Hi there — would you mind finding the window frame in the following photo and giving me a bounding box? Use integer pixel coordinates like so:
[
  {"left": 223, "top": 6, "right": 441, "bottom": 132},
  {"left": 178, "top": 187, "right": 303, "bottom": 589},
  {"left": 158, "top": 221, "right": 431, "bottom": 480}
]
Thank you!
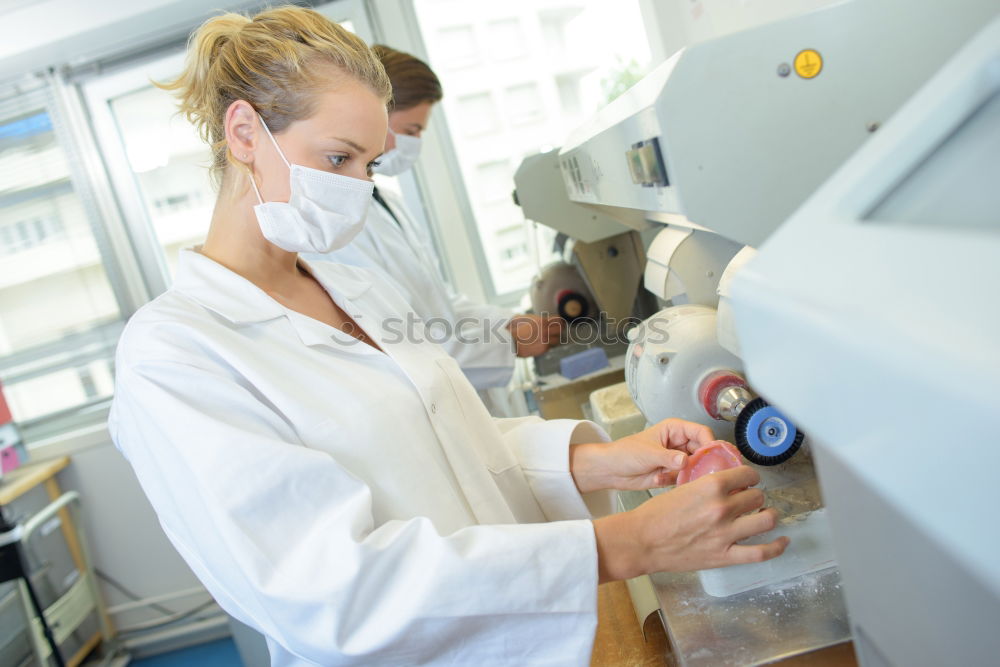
[
  {"left": 78, "top": 0, "right": 379, "bottom": 302},
  {"left": 367, "top": 0, "right": 663, "bottom": 307},
  {"left": 79, "top": 49, "right": 188, "bottom": 301},
  {"left": 366, "top": 0, "right": 501, "bottom": 306},
  {"left": 0, "top": 71, "right": 150, "bottom": 441},
  {"left": 7, "top": 0, "right": 376, "bottom": 454}
]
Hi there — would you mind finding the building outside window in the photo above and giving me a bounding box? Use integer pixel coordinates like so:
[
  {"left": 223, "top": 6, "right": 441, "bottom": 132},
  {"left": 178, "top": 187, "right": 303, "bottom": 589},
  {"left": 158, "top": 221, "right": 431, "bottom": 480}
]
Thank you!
[
  {"left": 98, "top": 72, "right": 218, "bottom": 280},
  {"left": 413, "top": 0, "right": 652, "bottom": 297},
  {"left": 0, "top": 0, "right": 652, "bottom": 441},
  {"left": 0, "top": 79, "right": 126, "bottom": 425},
  {"left": 0, "top": 2, "right": 370, "bottom": 443}
]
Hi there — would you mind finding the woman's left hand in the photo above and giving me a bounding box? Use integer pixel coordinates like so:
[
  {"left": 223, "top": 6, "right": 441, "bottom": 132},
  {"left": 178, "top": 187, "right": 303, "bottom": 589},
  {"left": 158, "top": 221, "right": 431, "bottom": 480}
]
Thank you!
[{"left": 570, "top": 419, "right": 716, "bottom": 493}]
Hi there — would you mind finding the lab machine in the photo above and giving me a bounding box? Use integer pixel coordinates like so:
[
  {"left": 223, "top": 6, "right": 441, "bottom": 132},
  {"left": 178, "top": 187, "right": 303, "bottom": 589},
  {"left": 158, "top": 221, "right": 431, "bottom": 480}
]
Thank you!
[
  {"left": 515, "top": 0, "right": 1000, "bottom": 663},
  {"left": 731, "top": 17, "right": 1000, "bottom": 666}
]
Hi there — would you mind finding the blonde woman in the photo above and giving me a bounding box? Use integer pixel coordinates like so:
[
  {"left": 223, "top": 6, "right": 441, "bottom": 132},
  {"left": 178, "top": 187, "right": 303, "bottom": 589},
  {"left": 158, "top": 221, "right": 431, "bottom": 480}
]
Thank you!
[{"left": 109, "top": 6, "right": 787, "bottom": 666}]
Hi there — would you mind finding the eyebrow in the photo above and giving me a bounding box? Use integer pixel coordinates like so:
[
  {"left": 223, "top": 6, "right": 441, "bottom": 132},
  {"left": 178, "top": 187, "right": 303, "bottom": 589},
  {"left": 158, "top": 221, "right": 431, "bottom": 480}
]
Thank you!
[{"left": 327, "top": 136, "right": 367, "bottom": 153}]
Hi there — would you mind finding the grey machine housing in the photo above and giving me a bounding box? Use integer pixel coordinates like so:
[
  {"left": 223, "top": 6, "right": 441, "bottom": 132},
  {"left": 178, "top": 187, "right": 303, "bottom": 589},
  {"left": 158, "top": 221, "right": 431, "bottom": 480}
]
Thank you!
[
  {"left": 514, "top": 0, "right": 1000, "bottom": 665},
  {"left": 554, "top": 0, "right": 1000, "bottom": 247}
]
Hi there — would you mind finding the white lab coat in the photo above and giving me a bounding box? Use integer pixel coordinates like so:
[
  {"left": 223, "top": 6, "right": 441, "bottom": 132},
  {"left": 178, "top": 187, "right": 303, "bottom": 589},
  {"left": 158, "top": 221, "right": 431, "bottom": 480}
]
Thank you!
[
  {"left": 306, "top": 184, "right": 515, "bottom": 390},
  {"left": 109, "top": 249, "right": 609, "bottom": 666}
]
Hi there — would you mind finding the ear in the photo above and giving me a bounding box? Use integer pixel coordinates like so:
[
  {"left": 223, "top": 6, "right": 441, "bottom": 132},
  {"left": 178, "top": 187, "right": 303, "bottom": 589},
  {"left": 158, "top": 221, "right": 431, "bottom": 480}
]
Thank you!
[{"left": 224, "top": 100, "right": 259, "bottom": 165}]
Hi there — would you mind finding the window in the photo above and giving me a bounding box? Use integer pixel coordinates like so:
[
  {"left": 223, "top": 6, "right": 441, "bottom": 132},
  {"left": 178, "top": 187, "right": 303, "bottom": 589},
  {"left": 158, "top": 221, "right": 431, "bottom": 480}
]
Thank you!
[
  {"left": 497, "top": 225, "right": 529, "bottom": 266},
  {"left": 0, "top": 0, "right": 375, "bottom": 445},
  {"left": 105, "top": 81, "right": 217, "bottom": 279},
  {"left": 455, "top": 92, "right": 501, "bottom": 138},
  {"left": 486, "top": 18, "right": 527, "bottom": 61},
  {"left": 436, "top": 24, "right": 480, "bottom": 68},
  {"left": 475, "top": 159, "right": 514, "bottom": 203},
  {"left": 0, "top": 79, "right": 126, "bottom": 426},
  {"left": 503, "top": 83, "right": 545, "bottom": 126},
  {"left": 555, "top": 74, "right": 584, "bottom": 120},
  {"left": 82, "top": 6, "right": 376, "bottom": 288},
  {"left": 412, "top": 0, "right": 653, "bottom": 298}
]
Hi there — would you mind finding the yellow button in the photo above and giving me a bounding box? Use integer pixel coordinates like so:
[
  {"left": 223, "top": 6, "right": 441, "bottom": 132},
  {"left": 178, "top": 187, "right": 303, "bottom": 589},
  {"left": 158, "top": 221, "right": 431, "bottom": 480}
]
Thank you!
[{"left": 794, "top": 49, "right": 823, "bottom": 79}]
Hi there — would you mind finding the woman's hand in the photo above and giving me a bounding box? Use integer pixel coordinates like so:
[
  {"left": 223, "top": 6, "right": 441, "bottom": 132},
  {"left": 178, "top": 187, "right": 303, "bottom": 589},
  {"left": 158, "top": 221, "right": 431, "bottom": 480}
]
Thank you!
[
  {"left": 593, "top": 466, "right": 789, "bottom": 582},
  {"left": 570, "top": 419, "right": 716, "bottom": 493},
  {"left": 509, "top": 315, "right": 564, "bottom": 357}
]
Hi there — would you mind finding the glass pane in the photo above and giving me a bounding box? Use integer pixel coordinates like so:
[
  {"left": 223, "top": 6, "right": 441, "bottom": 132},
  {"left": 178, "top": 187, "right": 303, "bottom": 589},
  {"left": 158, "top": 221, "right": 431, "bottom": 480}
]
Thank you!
[
  {"left": 0, "top": 94, "right": 124, "bottom": 423},
  {"left": 108, "top": 84, "right": 215, "bottom": 278},
  {"left": 414, "top": 0, "right": 652, "bottom": 295}
]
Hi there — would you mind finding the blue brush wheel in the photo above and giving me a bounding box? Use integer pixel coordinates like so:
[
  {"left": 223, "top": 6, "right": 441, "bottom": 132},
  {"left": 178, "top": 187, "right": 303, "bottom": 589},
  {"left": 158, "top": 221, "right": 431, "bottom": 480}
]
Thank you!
[{"left": 735, "top": 397, "right": 805, "bottom": 465}]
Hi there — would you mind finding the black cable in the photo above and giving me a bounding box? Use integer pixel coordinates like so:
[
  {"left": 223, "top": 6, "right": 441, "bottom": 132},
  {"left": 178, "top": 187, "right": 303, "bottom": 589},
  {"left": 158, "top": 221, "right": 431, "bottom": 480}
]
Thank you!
[{"left": 0, "top": 503, "right": 66, "bottom": 667}]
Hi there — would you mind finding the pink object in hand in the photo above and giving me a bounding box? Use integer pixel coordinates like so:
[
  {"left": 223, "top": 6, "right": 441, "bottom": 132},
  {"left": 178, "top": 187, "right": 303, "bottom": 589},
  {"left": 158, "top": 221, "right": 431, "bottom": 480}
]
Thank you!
[{"left": 676, "top": 440, "right": 744, "bottom": 485}]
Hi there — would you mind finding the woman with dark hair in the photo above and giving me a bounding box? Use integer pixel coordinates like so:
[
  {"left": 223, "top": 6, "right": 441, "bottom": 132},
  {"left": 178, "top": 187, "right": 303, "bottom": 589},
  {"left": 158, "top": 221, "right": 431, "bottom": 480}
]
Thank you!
[{"left": 308, "top": 45, "right": 561, "bottom": 393}]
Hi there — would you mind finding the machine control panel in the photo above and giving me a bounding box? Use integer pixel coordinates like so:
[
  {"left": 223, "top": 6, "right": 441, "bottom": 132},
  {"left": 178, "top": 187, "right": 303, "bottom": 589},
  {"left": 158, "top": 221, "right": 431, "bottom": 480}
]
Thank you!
[{"left": 626, "top": 137, "right": 668, "bottom": 187}]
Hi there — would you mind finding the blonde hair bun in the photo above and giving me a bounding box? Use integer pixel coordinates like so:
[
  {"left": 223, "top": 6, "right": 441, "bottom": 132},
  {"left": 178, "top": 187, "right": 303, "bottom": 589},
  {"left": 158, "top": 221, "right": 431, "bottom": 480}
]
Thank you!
[{"left": 158, "top": 5, "right": 390, "bottom": 183}]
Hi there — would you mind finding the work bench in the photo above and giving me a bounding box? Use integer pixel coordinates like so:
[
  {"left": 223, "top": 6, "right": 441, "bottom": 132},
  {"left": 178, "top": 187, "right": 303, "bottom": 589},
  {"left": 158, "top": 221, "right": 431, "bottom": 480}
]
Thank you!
[{"left": 591, "top": 490, "right": 856, "bottom": 667}]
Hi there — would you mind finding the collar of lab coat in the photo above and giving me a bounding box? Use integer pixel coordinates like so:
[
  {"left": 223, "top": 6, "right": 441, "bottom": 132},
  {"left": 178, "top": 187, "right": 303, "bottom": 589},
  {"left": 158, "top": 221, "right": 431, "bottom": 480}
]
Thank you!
[{"left": 173, "top": 248, "right": 372, "bottom": 326}]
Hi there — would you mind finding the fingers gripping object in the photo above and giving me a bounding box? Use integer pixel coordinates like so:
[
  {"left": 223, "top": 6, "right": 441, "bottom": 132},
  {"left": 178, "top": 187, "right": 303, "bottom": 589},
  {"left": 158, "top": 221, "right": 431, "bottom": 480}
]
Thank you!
[
  {"left": 735, "top": 397, "right": 804, "bottom": 466},
  {"left": 676, "top": 440, "right": 744, "bottom": 485}
]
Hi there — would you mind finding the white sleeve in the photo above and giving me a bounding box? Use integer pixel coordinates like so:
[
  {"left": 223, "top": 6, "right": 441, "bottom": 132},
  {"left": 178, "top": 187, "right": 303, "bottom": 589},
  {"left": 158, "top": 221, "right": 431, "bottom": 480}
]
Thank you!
[
  {"left": 495, "top": 417, "right": 616, "bottom": 521},
  {"left": 109, "top": 358, "right": 599, "bottom": 666}
]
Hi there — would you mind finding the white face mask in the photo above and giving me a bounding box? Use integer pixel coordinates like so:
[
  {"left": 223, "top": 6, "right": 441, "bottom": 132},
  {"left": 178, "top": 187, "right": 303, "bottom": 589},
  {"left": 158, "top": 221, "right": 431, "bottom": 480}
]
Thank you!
[
  {"left": 371, "top": 129, "right": 422, "bottom": 176},
  {"left": 248, "top": 115, "right": 374, "bottom": 254}
]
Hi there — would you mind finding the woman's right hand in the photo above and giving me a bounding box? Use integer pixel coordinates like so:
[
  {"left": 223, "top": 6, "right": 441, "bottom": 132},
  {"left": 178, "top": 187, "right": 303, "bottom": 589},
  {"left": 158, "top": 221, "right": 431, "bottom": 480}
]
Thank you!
[
  {"left": 509, "top": 314, "right": 564, "bottom": 357},
  {"left": 592, "top": 466, "right": 789, "bottom": 583}
]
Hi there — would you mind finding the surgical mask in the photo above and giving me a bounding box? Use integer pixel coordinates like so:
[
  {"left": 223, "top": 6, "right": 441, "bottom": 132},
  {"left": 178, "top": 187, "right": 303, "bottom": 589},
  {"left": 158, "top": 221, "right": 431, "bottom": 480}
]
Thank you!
[
  {"left": 371, "top": 130, "right": 422, "bottom": 176},
  {"left": 248, "top": 115, "right": 374, "bottom": 254}
]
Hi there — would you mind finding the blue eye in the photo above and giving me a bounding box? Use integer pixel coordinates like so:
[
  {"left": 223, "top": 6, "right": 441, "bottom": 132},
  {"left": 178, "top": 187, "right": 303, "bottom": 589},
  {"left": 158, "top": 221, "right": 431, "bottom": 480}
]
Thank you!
[{"left": 328, "top": 155, "right": 348, "bottom": 168}]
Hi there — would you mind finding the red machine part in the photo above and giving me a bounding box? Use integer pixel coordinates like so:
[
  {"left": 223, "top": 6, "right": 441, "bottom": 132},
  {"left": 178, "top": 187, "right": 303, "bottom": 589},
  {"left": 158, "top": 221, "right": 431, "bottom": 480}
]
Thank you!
[
  {"left": 555, "top": 288, "right": 588, "bottom": 320},
  {"left": 698, "top": 370, "right": 747, "bottom": 420}
]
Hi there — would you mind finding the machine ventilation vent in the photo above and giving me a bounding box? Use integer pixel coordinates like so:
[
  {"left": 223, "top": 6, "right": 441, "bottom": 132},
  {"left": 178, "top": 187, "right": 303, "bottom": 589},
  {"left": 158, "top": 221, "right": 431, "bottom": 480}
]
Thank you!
[{"left": 561, "top": 156, "right": 584, "bottom": 195}]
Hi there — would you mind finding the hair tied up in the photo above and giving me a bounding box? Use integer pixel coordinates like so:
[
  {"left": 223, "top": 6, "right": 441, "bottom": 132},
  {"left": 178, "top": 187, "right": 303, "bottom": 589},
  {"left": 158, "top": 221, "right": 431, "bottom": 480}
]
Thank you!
[{"left": 156, "top": 5, "right": 390, "bottom": 185}]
